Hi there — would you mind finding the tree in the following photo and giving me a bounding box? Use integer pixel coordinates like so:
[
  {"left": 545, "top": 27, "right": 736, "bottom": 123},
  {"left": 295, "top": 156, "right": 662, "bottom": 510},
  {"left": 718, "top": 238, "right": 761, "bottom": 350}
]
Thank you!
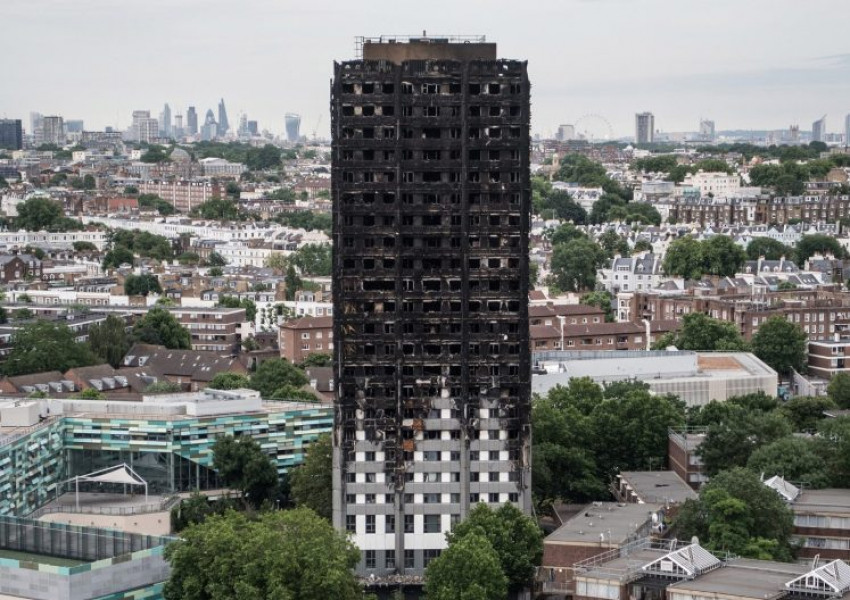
[
  {"left": 245, "top": 144, "right": 282, "bottom": 170},
  {"left": 702, "top": 235, "right": 746, "bottom": 277},
  {"left": 72, "top": 241, "right": 97, "bottom": 252},
  {"left": 207, "top": 251, "right": 227, "bottom": 267},
  {"left": 580, "top": 291, "right": 614, "bottom": 322},
  {"left": 424, "top": 532, "right": 507, "bottom": 600},
  {"left": 633, "top": 239, "right": 653, "bottom": 253},
  {"left": 284, "top": 264, "right": 302, "bottom": 300},
  {"left": 212, "top": 435, "right": 279, "bottom": 508},
  {"left": 164, "top": 508, "right": 361, "bottom": 600},
  {"left": 663, "top": 237, "right": 704, "bottom": 279},
  {"left": 289, "top": 434, "right": 332, "bottom": 520},
  {"left": 208, "top": 372, "right": 251, "bottom": 390},
  {"left": 82, "top": 174, "right": 96, "bottom": 190},
  {"left": 828, "top": 373, "right": 850, "bottom": 409},
  {"left": 249, "top": 358, "right": 309, "bottom": 398},
  {"left": 101, "top": 246, "right": 135, "bottom": 269},
  {"left": 598, "top": 230, "right": 630, "bottom": 258},
  {"left": 796, "top": 234, "right": 846, "bottom": 264},
  {"left": 144, "top": 380, "right": 182, "bottom": 394},
  {"left": 746, "top": 238, "right": 793, "bottom": 261},
  {"left": 747, "top": 437, "right": 830, "bottom": 488},
  {"left": 4, "top": 321, "right": 98, "bottom": 376},
  {"left": 660, "top": 312, "right": 749, "bottom": 351},
  {"left": 75, "top": 388, "right": 105, "bottom": 400},
  {"left": 140, "top": 145, "right": 169, "bottom": 163},
  {"left": 549, "top": 238, "right": 606, "bottom": 292},
  {"left": 548, "top": 222, "right": 586, "bottom": 246},
  {"left": 448, "top": 503, "right": 542, "bottom": 594},
  {"left": 132, "top": 307, "right": 191, "bottom": 349},
  {"left": 88, "top": 315, "right": 131, "bottom": 368},
  {"left": 674, "top": 468, "right": 795, "bottom": 561},
  {"left": 290, "top": 243, "right": 331, "bottom": 277},
  {"left": 300, "top": 353, "right": 332, "bottom": 367},
  {"left": 780, "top": 395, "right": 836, "bottom": 432},
  {"left": 124, "top": 273, "right": 162, "bottom": 296},
  {"left": 208, "top": 266, "right": 223, "bottom": 277},
  {"left": 217, "top": 296, "right": 257, "bottom": 322},
  {"left": 751, "top": 316, "right": 807, "bottom": 375},
  {"left": 190, "top": 196, "right": 240, "bottom": 220},
  {"left": 124, "top": 185, "right": 139, "bottom": 195},
  {"left": 16, "top": 197, "right": 63, "bottom": 230},
  {"left": 698, "top": 408, "right": 792, "bottom": 476}
]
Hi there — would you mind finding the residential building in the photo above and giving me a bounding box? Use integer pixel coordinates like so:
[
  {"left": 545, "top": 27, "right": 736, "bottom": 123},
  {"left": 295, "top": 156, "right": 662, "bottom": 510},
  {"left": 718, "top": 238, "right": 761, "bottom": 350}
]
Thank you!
[
  {"left": 813, "top": 115, "right": 827, "bottom": 143},
  {"left": 668, "top": 428, "right": 708, "bottom": 489},
  {"left": 122, "top": 343, "right": 250, "bottom": 391},
  {"left": 332, "top": 36, "right": 531, "bottom": 578},
  {"left": 682, "top": 171, "right": 740, "bottom": 197},
  {"left": 613, "top": 471, "right": 696, "bottom": 505},
  {"left": 0, "top": 119, "right": 23, "bottom": 150},
  {"left": 635, "top": 112, "right": 654, "bottom": 144},
  {"left": 598, "top": 253, "right": 662, "bottom": 295},
  {"left": 279, "top": 315, "right": 333, "bottom": 364},
  {"left": 199, "top": 157, "right": 247, "bottom": 177},
  {"left": 531, "top": 320, "right": 679, "bottom": 353},
  {"left": 0, "top": 253, "right": 42, "bottom": 281},
  {"left": 532, "top": 350, "right": 778, "bottom": 407},
  {"left": 285, "top": 113, "right": 301, "bottom": 142},
  {"left": 808, "top": 338, "right": 850, "bottom": 379},
  {"left": 131, "top": 110, "right": 158, "bottom": 144},
  {"left": 137, "top": 179, "right": 221, "bottom": 212}
]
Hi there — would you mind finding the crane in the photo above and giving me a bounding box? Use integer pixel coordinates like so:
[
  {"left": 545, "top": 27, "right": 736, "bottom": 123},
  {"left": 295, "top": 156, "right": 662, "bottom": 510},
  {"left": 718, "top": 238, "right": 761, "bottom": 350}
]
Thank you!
[{"left": 312, "top": 115, "right": 323, "bottom": 141}]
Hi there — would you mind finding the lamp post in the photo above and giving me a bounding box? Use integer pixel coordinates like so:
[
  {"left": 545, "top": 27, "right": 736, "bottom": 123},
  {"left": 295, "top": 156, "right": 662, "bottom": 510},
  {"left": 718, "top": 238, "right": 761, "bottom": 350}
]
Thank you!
[{"left": 557, "top": 315, "right": 566, "bottom": 352}]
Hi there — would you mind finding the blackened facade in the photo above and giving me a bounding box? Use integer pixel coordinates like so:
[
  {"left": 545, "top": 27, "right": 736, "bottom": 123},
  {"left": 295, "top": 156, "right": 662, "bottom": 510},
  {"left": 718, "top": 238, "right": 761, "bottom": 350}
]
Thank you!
[{"left": 331, "top": 37, "right": 531, "bottom": 578}]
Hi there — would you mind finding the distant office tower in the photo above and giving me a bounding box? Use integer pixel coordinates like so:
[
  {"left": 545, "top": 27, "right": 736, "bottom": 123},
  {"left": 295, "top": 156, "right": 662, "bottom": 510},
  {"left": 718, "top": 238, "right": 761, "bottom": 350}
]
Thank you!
[
  {"left": 201, "top": 109, "right": 218, "bottom": 141},
  {"left": 238, "top": 113, "right": 248, "bottom": 137},
  {"left": 844, "top": 114, "right": 850, "bottom": 148},
  {"left": 0, "top": 119, "right": 23, "bottom": 150},
  {"left": 217, "top": 99, "right": 229, "bottom": 135},
  {"left": 247, "top": 120, "right": 258, "bottom": 136},
  {"left": 131, "top": 110, "right": 158, "bottom": 143},
  {"left": 29, "top": 112, "right": 43, "bottom": 136},
  {"left": 557, "top": 124, "right": 575, "bottom": 141},
  {"left": 174, "top": 114, "right": 184, "bottom": 139},
  {"left": 635, "top": 112, "right": 655, "bottom": 144},
  {"left": 65, "top": 120, "right": 84, "bottom": 134},
  {"left": 186, "top": 107, "right": 198, "bottom": 136},
  {"left": 812, "top": 115, "right": 827, "bottom": 143},
  {"left": 41, "top": 116, "right": 65, "bottom": 146},
  {"left": 284, "top": 113, "right": 301, "bottom": 142},
  {"left": 332, "top": 36, "right": 531, "bottom": 579},
  {"left": 159, "top": 104, "right": 172, "bottom": 137},
  {"left": 790, "top": 125, "right": 800, "bottom": 143},
  {"left": 699, "top": 119, "right": 715, "bottom": 140}
]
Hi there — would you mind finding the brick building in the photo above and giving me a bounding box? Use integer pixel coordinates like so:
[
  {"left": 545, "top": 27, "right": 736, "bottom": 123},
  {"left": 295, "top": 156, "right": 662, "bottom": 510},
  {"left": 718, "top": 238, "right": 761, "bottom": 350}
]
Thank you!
[{"left": 279, "top": 315, "right": 333, "bottom": 364}]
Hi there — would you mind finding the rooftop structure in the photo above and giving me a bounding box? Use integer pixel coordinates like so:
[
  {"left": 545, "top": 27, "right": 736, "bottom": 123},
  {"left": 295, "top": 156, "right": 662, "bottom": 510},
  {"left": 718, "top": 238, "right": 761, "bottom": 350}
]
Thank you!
[
  {"left": 614, "top": 471, "right": 698, "bottom": 505},
  {"left": 532, "top": 350, "right": 778, "bottom": 406}
]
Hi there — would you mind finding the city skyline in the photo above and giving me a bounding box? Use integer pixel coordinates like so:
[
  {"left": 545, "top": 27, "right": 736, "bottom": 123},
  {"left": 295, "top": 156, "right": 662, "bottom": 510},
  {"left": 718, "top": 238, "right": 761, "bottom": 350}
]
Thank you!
[{"left": 2, "top": 0, "right": 849, "bottom": 139}]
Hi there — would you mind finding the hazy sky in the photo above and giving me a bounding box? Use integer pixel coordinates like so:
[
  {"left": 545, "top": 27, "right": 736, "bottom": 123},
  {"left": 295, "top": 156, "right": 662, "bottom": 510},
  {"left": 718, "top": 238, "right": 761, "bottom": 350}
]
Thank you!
[{"left": 3, "top": 0, "right": 849, "bottom": 139}]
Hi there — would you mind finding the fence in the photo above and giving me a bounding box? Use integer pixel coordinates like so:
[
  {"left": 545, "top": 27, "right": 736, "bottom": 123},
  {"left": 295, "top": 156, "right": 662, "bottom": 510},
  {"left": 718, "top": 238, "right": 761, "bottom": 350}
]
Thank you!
[
  {"left": 27, "top": 495, "right": 181, "bottom": 520},
  {"left": 0, "top": 515, "right": 175, "bottom": 563}
]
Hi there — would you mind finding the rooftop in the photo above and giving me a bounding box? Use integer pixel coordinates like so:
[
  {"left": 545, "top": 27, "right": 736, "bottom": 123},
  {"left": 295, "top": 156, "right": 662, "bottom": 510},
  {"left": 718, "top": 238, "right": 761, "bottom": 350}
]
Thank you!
[
  {"left": 545, "top": 502, "right": 662, "bottom": 547},
  {"left": 667, "top": 559, "right": 808, "bottom": 599},
  {"left": 617, "top": 471, "right": 697, "bottom": 505}
]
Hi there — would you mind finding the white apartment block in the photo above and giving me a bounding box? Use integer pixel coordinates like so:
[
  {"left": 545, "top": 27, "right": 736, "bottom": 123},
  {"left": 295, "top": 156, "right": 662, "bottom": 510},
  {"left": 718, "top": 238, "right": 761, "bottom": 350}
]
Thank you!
[{"left": 682, "top": 171, "right": 741, "bottom": 197}]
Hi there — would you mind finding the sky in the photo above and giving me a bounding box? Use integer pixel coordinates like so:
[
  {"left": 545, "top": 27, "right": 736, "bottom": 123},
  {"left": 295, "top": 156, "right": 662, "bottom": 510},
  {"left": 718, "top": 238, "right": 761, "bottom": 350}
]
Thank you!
[{"left": 2, "top": 0, "right": 849, "bottom": 140}]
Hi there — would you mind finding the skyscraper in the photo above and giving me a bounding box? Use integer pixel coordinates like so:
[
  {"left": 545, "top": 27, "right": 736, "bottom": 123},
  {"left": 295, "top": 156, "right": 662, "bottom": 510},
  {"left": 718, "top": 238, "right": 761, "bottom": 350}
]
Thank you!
[
  {"left": 247, "top": 120, "right": 258, "bottom": 136},
  {"left": 131, "top": 111, "right": 158, "bottom": 143},
  {"left": 556, "top": 124, "right": 575, "bottom": 141},
  {"left": 159, "top": 104, "right": 172, "bottom": 138},
  {"left": 331, "top": 36, "right": 531, "bottom": 579},
  {"left": 699, "top": 119, "right": 715, "bottom": 141},
  {"left": 41, "top": 116, "right": 65, "bottom": 146},
  {"left": 201, "top": 109, "right": 218, "bottom": 141},
  {"left": 285, "top": 113, "right": 301, "bottom": 142},
  {"left": 844, "top": 114, "right": 849, "bottom": 148},
  {"left": 635, "top": 112, "right": 654, "bottom": 144},
  {"left": 812, "top": 115, "right": 827, "bottom": 143},
  {"left": 0, "top": 119, "right": 23, "bottom": 150},
  {"left": 186, "top": 107, "right": 198, "bottom": 136},
  {"left": 217, "top": 99, "right": 229, "bottom": 136},
  {"left": 174, "top": 114, "right": 184, "bottom": 139}
]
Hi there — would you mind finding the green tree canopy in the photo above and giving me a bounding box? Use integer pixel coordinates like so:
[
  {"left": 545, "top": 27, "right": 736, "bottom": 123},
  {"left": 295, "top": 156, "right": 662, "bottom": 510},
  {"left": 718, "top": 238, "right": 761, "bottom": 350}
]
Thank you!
[
  {"left": 549, "top": 237, "right": 606, "bottom": 292},
  {"left": 164, "top": 508, "right": 361, "bottom": 600},
  {"left": 216, "top": 296, "right": 257, "bottom": 322},
  {"left": 132, "top": 307, "right": 191, "bottom": 349},
  {"left": 249, "top": 358, "right": 309, "bottom": 398},
  {"left": 124, "top": 273, "right": 162, "bottom": 296},
  {"left": 4, "top": 321, "right": 99, "bottom": 376},
  {"left": 424, "top": 532, "right": 508, "bottom": 600},
  {"left": 212, "top": 435, "right": 279, "bottom": 508},
  {"left": 207, "top": 372, "right": 251, "bottom": 390},
  {"left": 580, "top": 291, "right": 614, "bottom": 322},
  {"left": 190, "top": 196, "right": 240, "bottom": 220},
  {"left": 300, "top": 352, "right": 332, "bottom": 367},
  {"left": 16, "top": 197, "right": 63, "bottom": 231},
  {"left": 751, "top": 316, "right": 807, "bottom": 375},
  {"left": 290, "top": 243, "right": 331, "bottom": 277},
  {"left": 702, "top": 235, "right": 747, "bottom": 277},
  {"left": 779, "top": 395, "right": 836, "bottom": 432},
  {"left": 448, "top": 503, "right": 542, "bottom": 594},
  {"left": 88, "top": 315, "right": 131, "bottom": 368},
  {"left": 745, "top": 238, "right": 794, "bottom": 261},
  {"left": 663, "top": 237, "right": 704, "bottom": 279},
  {"left": 697, "top": 406, "right": 792, "bottom": 476},
  {"left": 828, "top": 373, "right": 850, "bottom": 409},
  {"left": 289, "top": 434, "right": 332, "bottom": 520},
  {"left": 674, "top": 467, "right": 795, "bottom": 561},
  {"left": 656, "top": 312, "right": 748, "bottom": 352},
  {"left": 747, "top": 436, "right": 830, "bottom": 488},
  {"left": 796, "top": 234, "right": 847, "bottom": 263},
  {"left": 101, "top": 246, "right": 135, "bottom": 269}
]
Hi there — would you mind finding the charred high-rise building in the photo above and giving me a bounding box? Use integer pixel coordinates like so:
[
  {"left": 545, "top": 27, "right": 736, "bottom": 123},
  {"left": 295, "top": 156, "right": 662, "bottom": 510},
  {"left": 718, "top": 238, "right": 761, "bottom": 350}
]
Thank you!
[{"left": 331, "top": 36, "right": 531, "bottom": 579}]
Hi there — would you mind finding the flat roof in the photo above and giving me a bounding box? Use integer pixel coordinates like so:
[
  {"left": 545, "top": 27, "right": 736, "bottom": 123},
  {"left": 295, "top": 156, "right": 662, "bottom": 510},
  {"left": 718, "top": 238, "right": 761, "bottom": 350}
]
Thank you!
[
  {"left": 618, "top": 471, "right": 697, "bottom": 505},
  {"left": 579, "top": 548, "right": 668, "bottom": 582},
  {"left": 667, "top": 559, "right": 809, "bottom": 599},
  {"left": 545, "top": 502, "right": 662, "bottom": 546},
  {"left": 795, "top": 489, "right": 850, "bottom": 515}
]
